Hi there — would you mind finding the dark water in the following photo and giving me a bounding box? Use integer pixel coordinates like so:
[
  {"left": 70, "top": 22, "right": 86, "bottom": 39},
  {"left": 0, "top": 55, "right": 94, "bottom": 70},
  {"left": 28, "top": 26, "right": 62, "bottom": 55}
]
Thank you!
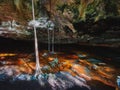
[
  {"left": 0, "top": 80, "right": 115, "bottom": 90},
  {"left": 0, "top": 37, "right": 119, "bottom": 90},
  {"left": 0, "top": 37, "right": 119, "bottom": 63}
]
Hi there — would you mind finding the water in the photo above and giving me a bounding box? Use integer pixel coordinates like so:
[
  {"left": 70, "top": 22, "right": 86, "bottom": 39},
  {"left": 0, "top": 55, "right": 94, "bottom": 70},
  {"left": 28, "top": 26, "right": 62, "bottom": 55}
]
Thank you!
[
  {"left": 31, "top": 0, "right": 55, "bottom": 77},
  {"left": 0, "top": 0, "right": 119, "bottom": 89},
  {"left": 47, "top": 20, "right": 55, "bottom": 54},
  {"left": 32, "top": 0, "right": 42, "bottom": 75},
  {"left": 48, "top": 28, "right": 55, "bottom": 53},
  {"left": 0, "top": 70, "right": 90, "bottom": 90},
  {"left": 0, "top": 41, "right": 119, "bottom": 90},
  {"left": 52, "top": 29, "right": 55, "bottom": 53},
  {"left": 48, "top": 29, "right": 50, "bottom": 52}
]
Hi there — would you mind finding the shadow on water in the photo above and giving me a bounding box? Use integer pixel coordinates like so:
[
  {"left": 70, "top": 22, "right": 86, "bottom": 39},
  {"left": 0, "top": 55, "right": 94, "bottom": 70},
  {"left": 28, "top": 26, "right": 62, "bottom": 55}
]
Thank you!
[
  {"left": 0, "top": 37, "right": 119, "bottom": 57},
  {"left": 0, "top": 37, "right": 118, "bottom": 90},
  {"left": 0, "top": 37, "right": 120, "bottom": 61},
  {"left": 0, "top": 81, "right": 115, "bottom": 90}
]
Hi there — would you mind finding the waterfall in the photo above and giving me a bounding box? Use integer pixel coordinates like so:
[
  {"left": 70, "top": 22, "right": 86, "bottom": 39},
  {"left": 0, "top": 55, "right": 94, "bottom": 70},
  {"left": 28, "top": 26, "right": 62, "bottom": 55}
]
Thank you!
[
  {"left": 32, "top": 0, "right": 42, "bottom": 75},
  {"left": 48, "top": 29, "right": 50, "bottom": 52},
  {"left": 52, "top": 28, "right": 54, "bottom": 53},
  {"left": 48, "top": 27, "right": 55, "bottom": 54},
  {"left": 47, "top": 20, "right": 55, "bottom": 54}
]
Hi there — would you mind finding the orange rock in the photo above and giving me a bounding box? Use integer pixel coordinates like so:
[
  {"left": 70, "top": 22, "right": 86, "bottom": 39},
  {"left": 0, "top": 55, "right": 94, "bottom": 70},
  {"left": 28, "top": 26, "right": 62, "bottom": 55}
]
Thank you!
[{"left": 48, "top": 57, "right": 54, "bottom": 61}]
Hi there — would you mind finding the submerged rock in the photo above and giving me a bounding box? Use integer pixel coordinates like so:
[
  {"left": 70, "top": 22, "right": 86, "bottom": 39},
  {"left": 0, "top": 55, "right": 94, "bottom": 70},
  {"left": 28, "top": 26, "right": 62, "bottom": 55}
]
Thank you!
[
  {"left": 42, "top": 65, "right": 51, "bottom": 71},
  {"left": 0, "top": 71, "right": 90, "bottom": 90},
  {"left": 86, "top": 58, "right": 102, "bottom": 64},
  {"left": 78, "top": 54, "right": 87, "bottom": 59},
  {"left": 14, "top": 74, "right": 32, "bottom": 81},
  {"left": 117, "top": 76, "right": 120, "bottom": 88},
  {"left": 0, "top": 74, "right": 10, "bottom": 81}
]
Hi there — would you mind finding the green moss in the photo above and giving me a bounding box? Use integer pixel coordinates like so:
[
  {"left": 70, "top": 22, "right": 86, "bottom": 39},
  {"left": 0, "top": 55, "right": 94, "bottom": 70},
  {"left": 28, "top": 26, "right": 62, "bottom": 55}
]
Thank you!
[
  {"left": 56, "top": 0, "right": 120, "bottom": 22},
  {"left": 1, "top": 0, "right": 120, "bottom": 23}
]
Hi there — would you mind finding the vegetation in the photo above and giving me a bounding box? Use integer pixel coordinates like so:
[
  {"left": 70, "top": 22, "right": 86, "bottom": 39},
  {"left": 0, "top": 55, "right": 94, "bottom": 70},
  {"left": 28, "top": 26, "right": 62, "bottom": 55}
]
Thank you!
[
  {"left": 0, "top": 0, "right": 120, "bottom": 24},
  {"left": 57, "top": 0, "right": 120, "bottom": 22}
]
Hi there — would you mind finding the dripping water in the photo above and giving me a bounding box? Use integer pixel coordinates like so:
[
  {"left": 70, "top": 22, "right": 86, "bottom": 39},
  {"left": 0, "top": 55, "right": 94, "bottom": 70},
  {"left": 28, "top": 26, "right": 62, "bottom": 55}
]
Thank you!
[
  {"left": 51, "top": 28, "right": 54, "bottom": 53},
  {"left": 32, "top": 0, "right": 42, "bottom": 75},
  {"left": 48, "top": 29, "right": 50, "bottom": 52},
  {"left": 47, "top": 20, "right": 55, "bottom": 54}
]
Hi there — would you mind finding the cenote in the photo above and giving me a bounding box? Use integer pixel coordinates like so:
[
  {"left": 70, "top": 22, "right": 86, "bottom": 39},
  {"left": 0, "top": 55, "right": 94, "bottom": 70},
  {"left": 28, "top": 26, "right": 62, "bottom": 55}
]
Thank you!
[
  {"left": 0, "top": 38, "right": 120, "bottom": 90},
  {"left": 0, "top": 0, "right": 120, "bottom": 90}
]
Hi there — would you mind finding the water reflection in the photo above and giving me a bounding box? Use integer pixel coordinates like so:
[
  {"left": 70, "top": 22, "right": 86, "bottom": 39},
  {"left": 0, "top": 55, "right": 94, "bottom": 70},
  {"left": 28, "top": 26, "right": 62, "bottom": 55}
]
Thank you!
[{"left": 0, "top": 50, "right": 119, "bottom": 89}]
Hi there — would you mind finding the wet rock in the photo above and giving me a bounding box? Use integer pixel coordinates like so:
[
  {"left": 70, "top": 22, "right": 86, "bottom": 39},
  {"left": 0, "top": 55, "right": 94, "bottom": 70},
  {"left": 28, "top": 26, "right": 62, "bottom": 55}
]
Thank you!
[
  {"left": 78, "top": 54, "right": 87, "bottom": 59},
  {"left": 28, "top": 17, "right": 55, "bottom": 30},
  {"left": 0, "top": 66, "right": 20, "bottom": 77},
  {"left": 92, "top": 64, "right": 98, "bottom": 70},
  {"left": 49, "top": 58, "right": 59, "bottom": 67},
  {"left": 42, "top": 65, "right": 51, "bottom": 71},
  {"left": 0, "top": 20, "right": 77, "bottom": 44},
  {"left": 42, "top": 53, "right": 48, "bottom": 57},
  {"left": 14, "top": 74, "right": 32, "bottom": 81},
  {"left": 71, "top": 64, "right": 91, "bottom": 80},
  {"left": 0, "top": 70, "right": 90, "bottom": 90},
  {"left": 47, "top": 72, "right": 90, "bottom": 90},
  {"left": 117, "top": 76, "right": 120, "bottom": 88},
  {"left": 97, "top": 63, "right": 106, "bottom": 66},
  {"left": 0, "top": 74, "right": 10, "bottom": 81},
  {"left": 87, "top": 58, "right": 102, "bottom": 64},
  {"left": 0, "top": 20, "right": 31, "bottom": 39}
]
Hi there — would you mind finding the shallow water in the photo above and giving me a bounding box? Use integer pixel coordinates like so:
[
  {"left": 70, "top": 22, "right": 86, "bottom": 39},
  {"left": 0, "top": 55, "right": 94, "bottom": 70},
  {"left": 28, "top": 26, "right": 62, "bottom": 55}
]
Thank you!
[{"left": 0, "top": 38, "right": 120, "bottom": 90}]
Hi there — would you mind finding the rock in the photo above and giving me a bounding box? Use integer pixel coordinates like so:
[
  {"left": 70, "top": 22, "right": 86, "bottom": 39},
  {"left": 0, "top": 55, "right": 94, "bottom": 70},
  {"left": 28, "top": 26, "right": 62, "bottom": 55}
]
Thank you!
[
  {"left": 0, "top": 20, "right": 77, "bottom": 44},
  {"left": 0, "top": 20, "right": 31, "bottom": 39},
  {"left": 42, "top": 65, "right": 51, "bottom": 71},
  {"left": 87, "top": 58, "right": 102, "bottom": 64},
  {"left": 0, "top": 70, "right": 90, "bottom": 90},
  {"left": 14, "top": 74, "right": 32, "bottom": 81},
  {"left": 78, "top": 54, "right": 87, "bottom": 59},
  {"left": 97, "top": 63, "right": 106, "bottom": 66},
  {"left": 92, "top": 64, "right": 98, "bottom": 70},
  {"left": 117, "top": 76, "right": 120, "bottom": 88},
  {"left": 42, "top": 53, "right": 48, "bottom": 57},
  {"left": 0, "top": 74, "right": 10, "bottom": 81},
  {"left": 71, "top": 64, "right": 91, "bottom": 80},
  {"left": 49, "top": 58, "right": 59, "bottom": 67},
  {"left": 0, "top": 66, "right": 20, "bottom": 77}
]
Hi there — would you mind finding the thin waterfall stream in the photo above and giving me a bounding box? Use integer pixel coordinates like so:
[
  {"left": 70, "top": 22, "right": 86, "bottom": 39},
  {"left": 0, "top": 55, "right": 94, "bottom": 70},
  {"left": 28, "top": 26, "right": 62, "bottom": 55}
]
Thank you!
[
  {"left": 48, "top": 21, "right": 55, "bottom": 54},
  {"left": 0, "top": 0, "right": 119, "bottom": 90},
  {"left": 48, "top": 29, "right": 50, "bottom": 52},
  {"left": 31, "top": 0, "right": 56, "bottom": 76},
  {"left": 32, "top": 0, "right": 42, "bottom": 75},
  {"left": 52, "top": 28, "right": 55, "bottom": 53}
]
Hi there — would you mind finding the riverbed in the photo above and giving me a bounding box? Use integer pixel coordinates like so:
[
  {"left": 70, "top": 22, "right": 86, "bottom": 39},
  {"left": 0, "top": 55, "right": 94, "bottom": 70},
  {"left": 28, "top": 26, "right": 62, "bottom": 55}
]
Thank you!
[{"left": 0, "top": 37, "right": 120, "bottom": 90}]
